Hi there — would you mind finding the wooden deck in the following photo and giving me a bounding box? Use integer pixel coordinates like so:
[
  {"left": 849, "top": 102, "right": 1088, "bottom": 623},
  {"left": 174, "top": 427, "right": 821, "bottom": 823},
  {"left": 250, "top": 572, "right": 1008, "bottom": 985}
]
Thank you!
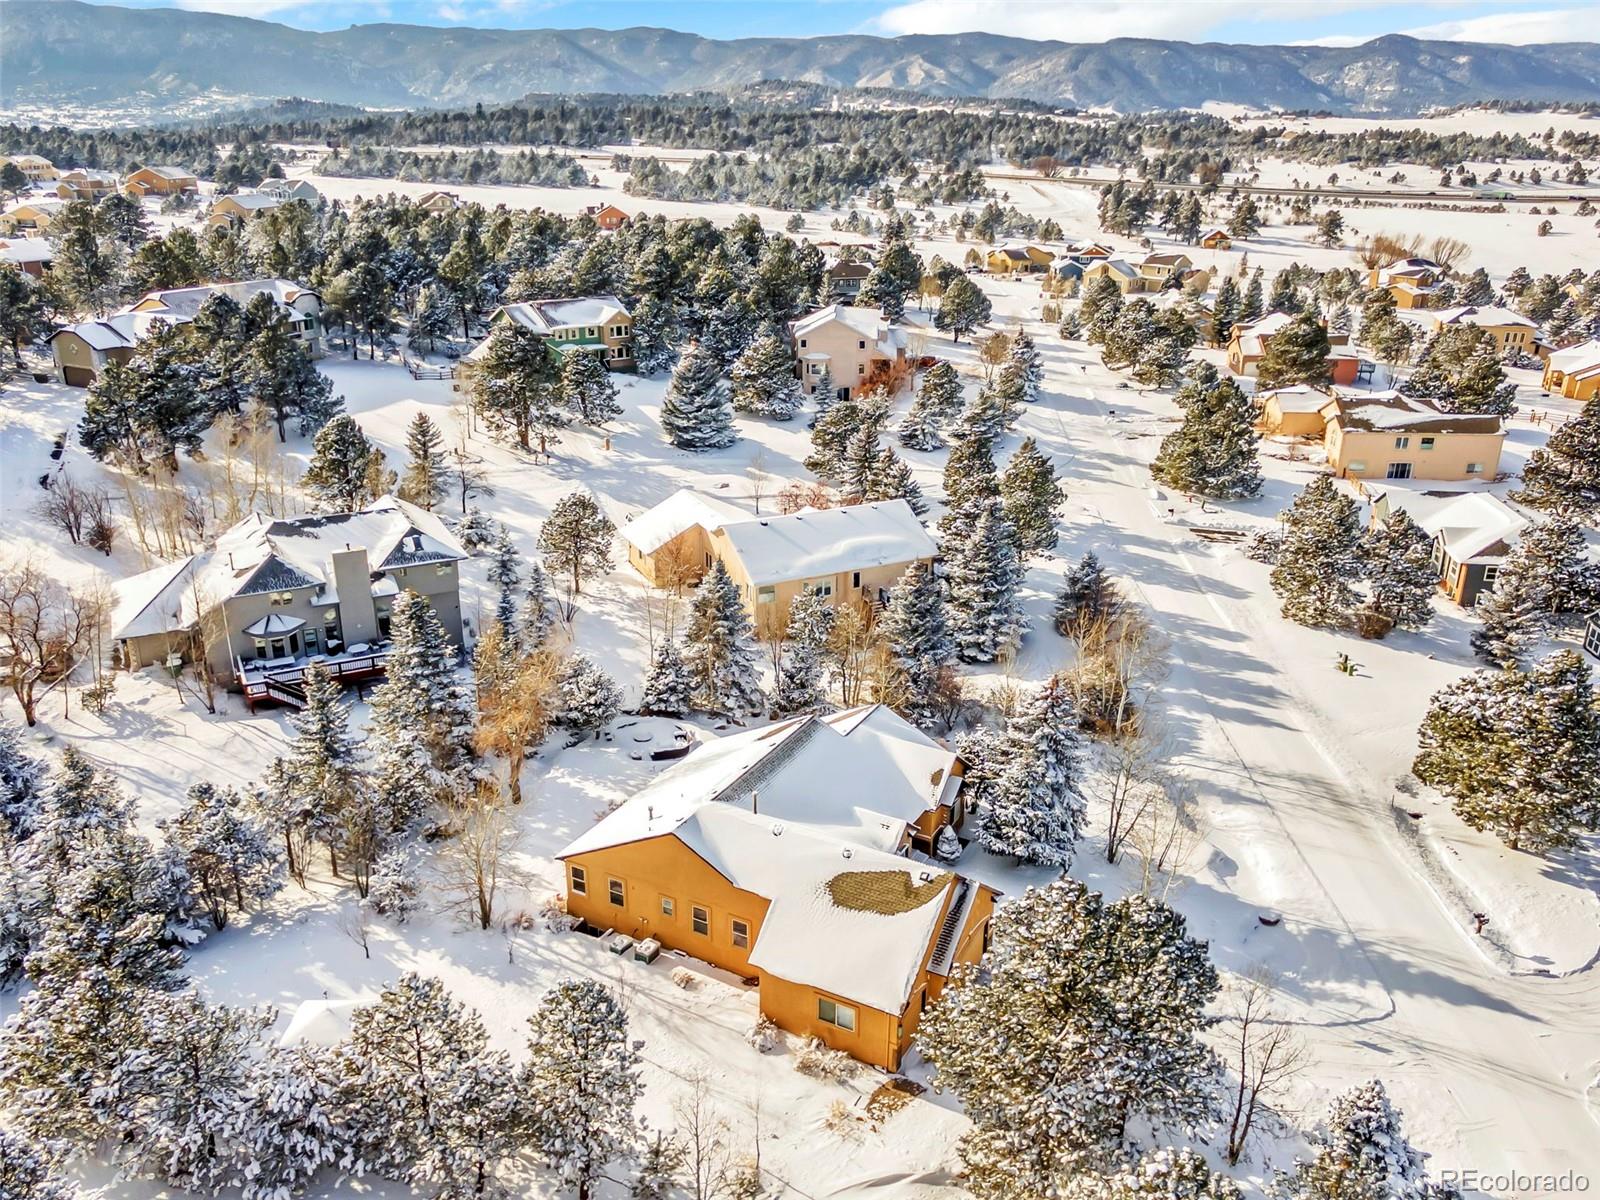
[{"left": 238, "top": 647, "right": 392, "bottom": 711}]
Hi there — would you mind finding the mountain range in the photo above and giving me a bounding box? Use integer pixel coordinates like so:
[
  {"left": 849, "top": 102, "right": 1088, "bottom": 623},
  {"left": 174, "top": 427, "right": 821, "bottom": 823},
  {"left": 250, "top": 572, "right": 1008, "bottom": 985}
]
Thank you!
[{"left": 4, "top": 0, "right": 1600, "bottom": 119}]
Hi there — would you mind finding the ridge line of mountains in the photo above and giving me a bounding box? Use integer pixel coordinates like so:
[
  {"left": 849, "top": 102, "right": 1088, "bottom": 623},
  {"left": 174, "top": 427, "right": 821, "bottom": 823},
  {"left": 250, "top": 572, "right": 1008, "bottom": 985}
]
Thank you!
[{"left": 4, "top": 0, "right": 1600, "bottom": 119}]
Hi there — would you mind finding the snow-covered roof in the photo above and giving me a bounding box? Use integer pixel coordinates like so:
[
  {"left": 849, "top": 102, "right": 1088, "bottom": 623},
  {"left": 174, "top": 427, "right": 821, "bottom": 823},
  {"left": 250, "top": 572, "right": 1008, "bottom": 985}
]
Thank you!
[
  {"left": 1091, "top": 259, "right": 1137, "bottom": 279},
  {"left": 1376, "top": 488, "right": 1530, "bottom": 564},
  {"left": 1379, "top": 257, "right": 1442, "bottom": 279},
  {"left": 714, "top": 500, "right": 937, "bottom": 588},
  {"left": 1258, "top": 384, "right": 1332, "bottom": 413},
  {"left": 1432, "top": 305, "right": 1535, "bottom": 330},
  {"left": 111, "top": 556, "right": 201, "bottom": 641},
  {"left": 1548, "top": 338, "right": 1600, "bottom": 374},
  {"left": 489, "top": 295, "right": 631, "bottom": 337},
  {"left": 1325, "top": 391, "right": 1503, "bottom": 435},
  {"left": 789, "top": 304, "right": 908, "bottom": 356},
  {"left": 137, "top": 165, "right": 197, "bottom": 181},
  {"left": 0, "top": 237, "right": 53, "bottom": 265},
  {"left": 1142, "top": 252, "right": 1190, "bottom": 267},
  {"left": 131, "top": 278, "right": 318, "bottom": 321},
  {"left": 619, "top": 488, "right": 748, "bottom": 555},
  {"left": 215, "top": 191, "right": 283, "bottom": 212},
  {"left": 48, "top": 311, "right": 170, "bottom": 351},
  {"left": 2, "top": 199, "right": 64, "bottom": 217}
]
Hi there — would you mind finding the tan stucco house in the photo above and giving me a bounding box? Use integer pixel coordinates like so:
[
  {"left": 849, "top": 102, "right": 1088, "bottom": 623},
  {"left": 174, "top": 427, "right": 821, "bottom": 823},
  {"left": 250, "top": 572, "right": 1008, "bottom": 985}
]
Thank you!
[
  {"left": 1426, "top": 305, "right": 1537, "bottom": 354},
  {"left": 0, "top": 155, "right": 59, "bottom": 183},
  {"left": 1367, "top": 258, "right": 1445, "bottom": 309},
  {"left": 55, "top": 169, "right": 119, "bottom": 202},
  {"left": 208, "top": 191, "right": 283, "bottom": 230},
  {"left": 985, "top": 245, "right": 1053, "bottom": 275},
  {"left": 1542, "top": 339, "right": 1600, "bottom": 401},
  {"left": 788, "top": 304, "right": 908, "bottom": 401},
  {"left": 1257, "top": 385, "right": 1333, "bottom": 437},
  {"left": 0, "top": 199, "right": 65, "bottom": 235},
  {"left": 1320, "top": 391, "right": 1505, "bottom": 482}
]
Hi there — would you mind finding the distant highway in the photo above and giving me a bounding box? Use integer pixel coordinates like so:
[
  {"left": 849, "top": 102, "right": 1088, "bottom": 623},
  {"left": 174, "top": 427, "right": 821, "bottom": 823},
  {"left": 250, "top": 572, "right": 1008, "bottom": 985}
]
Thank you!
[{"left": 980, "top": 169, "right": 1599, "bottom": 206}]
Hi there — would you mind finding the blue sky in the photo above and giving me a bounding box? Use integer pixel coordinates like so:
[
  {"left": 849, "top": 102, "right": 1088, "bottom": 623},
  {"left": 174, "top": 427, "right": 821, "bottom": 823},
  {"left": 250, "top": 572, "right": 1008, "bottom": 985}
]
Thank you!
[{"left": 79, "top": 0, "right": 1600, "bottom": 45}]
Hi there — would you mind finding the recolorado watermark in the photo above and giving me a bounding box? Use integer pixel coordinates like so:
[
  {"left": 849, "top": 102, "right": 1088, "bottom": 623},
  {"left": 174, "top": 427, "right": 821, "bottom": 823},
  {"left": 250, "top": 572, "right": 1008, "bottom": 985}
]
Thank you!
[{"left": 1440, "top": 1169, "right": 1590, "bottom": 1194}]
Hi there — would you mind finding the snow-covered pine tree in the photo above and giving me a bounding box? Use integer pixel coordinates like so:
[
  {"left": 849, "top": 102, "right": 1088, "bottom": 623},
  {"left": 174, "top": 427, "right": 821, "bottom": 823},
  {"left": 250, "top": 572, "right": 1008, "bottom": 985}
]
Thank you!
[
  {"left": 519, "top": 979, "right": 643, "bottom": 1200},
  {"left": 1005, "top": 332, "right": 1044, "bottom": 403},
  {"left": 806, "top": 389, "right": 886, "bottom": 480},
  {"left": 1360, "top": 510, "right": 1437, "bottom": 632},
  {"left": 457, "top": 505, "right": 495, "bottom": 553},
  {"left": 1255, "top": 312, "right": 1332, "bottom": 389},
  {"left": 1053, "top": 551, "right": 1121, "bottom": 638},
  {"left": 1269, "top": 477, "right": 1363, "bottom": 627},
  {"left": 1514, "top": 395, "right": 1600, "bottom": 516},
  {"left": 772, "top": 589, "right": 834, "bottom": 715},
  {"left": 729, "top": 326, "right": 803, "bottom": 420},
  {"left": 1239, "top": 269, "right": 1265, "bottom": 324},
  {"left": 916, "top": 878, "right": 1219, "bottom": 1194},
  {"left": 807, "top": 364, "right": 836, "bottom": 423},
  {"left": 1151, "top": 364, "right": 1263, "bottom": 500},
  {"left": 367, "top": 591, "right": 473, "bottom": 801},
  {"left": 0, "top": 718, "right": 45, "bottom": 840},
  {"left": 398, "top": 412, "right": 450, "bottom": 511},
  {"left": 979, "top": 674, "right": 1086, "bottom": 866},
  {"left": 302, "top": 415, "right": 394, "bottom": 513},
  {"left": 409, "top": 283, "right": 456, "bottom": 352},
  {"left": 560, "top": 350, "right": 624, "bottom": 428},
  {"left": 630, "top": 294, "right": 678, "bottom": 376},
  {"left": 223, "top": 1043, "right": 348, "bottom": 1200},
  {"left": 521, "top": 557, "right": 556, "bottom": 649},
  {"left": 163, "top": 782, "right": 283, "bottom": 931},
  {"left": 1000, "top": 437, "right": 1064, "bottom": 553},
  {"left": 660, "top": 340, "right": 736, "bottom": 450},
  {"left": 897, "top": 390, "right": 945, "bottom": 451},
  {"left": 0, "top": 1128, "right": 74, "bottom": 1200},
  {"left": 1105, "top": 1148, "right": 1243, "bottom": 1200},
  {"left": 683, "top": 561, "right": 765, "bottom": 716},
  {"left": 638, "top": 640, "right": 694, "bottom": 716},
  {"left": 538, "top": 491, "right": 616, "bottom": 596},
  {"left": 909, "top": 359, "right": 963, "bottom": 437},
  {"left": 939, "top": 423, "right": 1000, "bottom": 542},
  {"left": 866, "top": 444, "right": 928, "bottom": 514},
  {"left": 556, "top": 654, "right": 624, "bottom": 736},
  {"left": 840, "top": 424, "right": 883, "bottom": 503},
  {"left": 1471, "top": 513, "right": 1600, "bottom": 665},
  {"left": 470, "top": 322, "right": 567, "bottom": 454},
  {"left": 274, "top": 662, "right": 367, "bottom": 876},
  {"left": 944, "top": 496, "right": 1026, "bottom": 663},
  {"left": 488, "top": 523, "right": 522, "bottom": 632},
  {"left": 1273, "top": 1079, "right": 1449, "bottom": 1200},
  {"left": 879, "top": 563, "right": 954, "bottom": 724}
]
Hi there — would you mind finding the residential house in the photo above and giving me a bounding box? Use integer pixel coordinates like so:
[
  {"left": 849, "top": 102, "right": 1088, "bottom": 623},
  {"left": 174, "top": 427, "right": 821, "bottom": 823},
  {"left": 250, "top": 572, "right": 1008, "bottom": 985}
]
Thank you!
[
  {"left": 1257, "top": 385, "right": 1333, "bottom": 437},
  {"left": 825, "top": 260, "right": 872, "bottom": 301},
  {"left": 1081, "top": 258, "right": 1141, "bottom": 295},
  {"left": 122, "top": 165, "right": 199, "bottom": 198},
  {"left": 0, "top": 199, "right": 65, "bottom": 235},
  {"left": 462, "top": 296, "right": 635, "bottom": 375},
  {"left": 1227, "top": 311, "right": 1358, "bottom": 383},
  {"left": 788, "top": 304, "right": 907, "bottom": 400},
  {"left": 55, "top": 169, "right": 119, "bottom": 203},
  {"left": 1367, "top": 257, "right": 1445, "bottom": 309},
  {"left": 0, "top": 154, "right": 59, "bottom": 183},
  {"left": 1200, "top": 229, "right": 1232, "bottom": 251},
  {"left": 1063, "top": 240, "right": 1113, "bottom": 263},
  {"left": 621, "top": 490, "right": 938, "bottom": 636},
  {"left": 50, "top": 278, "right": 323, "bottom": 386},
  {"left": 584, "top": 203, "right": 629, "bottom": 230},
  {"left": 1319, "top": 391, "right": 1505, "bottom": 482},
  {"left": 1542, "top": 339, "right": 1600, "bottom": 401},
  {"left": 985, "top": 244, "right": 1053, "bottom": 275},
  {"left": 109, "top": 496, "right": 467, "bottom": 708},
  {"left": 257, "top": 179, "right": 321, "bottom": 204},
  {"left": 207, "top": 191, "right": 283, "bottom": 230},
  {"left": 1046, "top": 259, "right": 1084, "bottom": 287},
  {"left": 1137, "top": 251, "right": 1193, "bottom": 288},
  {"left": 556, "top": 706, "right": 996, "bottom": 1070},
  {"left": 416, "top": 190, "right": 460, "bottom": 213},
  {"left": 1427, "top": 305, "right": 1537, "bottom": 354},
  {"left": 0, "top": 237, "right": 54, "bottom": 278},
  {"left": 1369, "top": 487, "right": 1529, "bottom": 607}
]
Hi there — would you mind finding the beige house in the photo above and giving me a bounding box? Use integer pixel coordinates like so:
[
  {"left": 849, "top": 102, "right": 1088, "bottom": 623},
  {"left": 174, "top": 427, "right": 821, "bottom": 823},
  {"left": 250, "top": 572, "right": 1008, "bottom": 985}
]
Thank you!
[
  {"left": 417, "top": 190, "right": 461, "bottom": 213},
  {"left": 110, "top": 497, "right": 467, "bottom": 708},
  {"left": 1257, "top": 385, "right": 1333, "bottom": 437},
  {"left": 1427, "top": 305, "right": 1536, "bottom": 353},
  {"left": 0, "top": 199, "right": 65, "bottom": 235},
  {"left": 462, "top": 295, "right": 634, "bottom": 375},
  {"left": 1081, "top": 258, "right": 1142, "bottom": 295},
  {"left": 1541, "top": 339, "right": 1600, "bottom": 401},
  {"left": 51, "top": 278, "right": 323, "bottom": 386},
  {"left": 1369, "top": 487, "right": 1530, "bottom": 607},
  {"left": 1367, "top": 258, "right": 1445, "bottom": 309},
  {"left": 985, "top": 245, "right": 1053, "bottom": 275},
  {"left": 55, "top": 169, "right": 119, "bottom": 202},
  {"left": 788, "top": 304, "right": 908, "bottom": 401},
  {"left": 123, "top": 165, "right": 198, "bottom": 197},
  {"left": 1320, "top": 391, "right": 1505, "bottom": 482},
  {"left": 208, "top": 191, "right": 283, "bottom": 230},
  {"left": 1137, "top": 251, "right": 1193, "bottom": 287},
  {"left": 1, "top": 154, "right": 58, "bottom": 183},
  {"left": 622, "top": 490, "right": 938, "bottom": 636}
]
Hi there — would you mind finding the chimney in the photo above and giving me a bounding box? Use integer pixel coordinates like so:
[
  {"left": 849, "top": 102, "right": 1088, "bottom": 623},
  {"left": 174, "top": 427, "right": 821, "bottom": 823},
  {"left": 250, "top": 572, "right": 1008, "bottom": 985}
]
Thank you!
[{"left": 751, "top": 789, "right": 759, "bottom": 815}]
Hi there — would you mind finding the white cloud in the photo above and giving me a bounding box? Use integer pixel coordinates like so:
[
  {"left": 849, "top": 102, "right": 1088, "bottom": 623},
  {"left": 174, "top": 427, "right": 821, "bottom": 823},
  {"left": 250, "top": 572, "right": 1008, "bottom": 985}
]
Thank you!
[
  {"left": 171, "top": 0, "right": 320, "bottom": 16},
  {"left": 1398, "top": 7, "right": 1600, "bottom": 43}
]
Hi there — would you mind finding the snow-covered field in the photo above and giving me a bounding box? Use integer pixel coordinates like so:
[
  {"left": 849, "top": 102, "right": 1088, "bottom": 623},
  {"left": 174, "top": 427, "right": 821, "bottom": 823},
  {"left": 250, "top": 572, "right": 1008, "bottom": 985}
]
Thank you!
[{"left": 5, "top": 122, "right": 1600, "bottom": 1194}]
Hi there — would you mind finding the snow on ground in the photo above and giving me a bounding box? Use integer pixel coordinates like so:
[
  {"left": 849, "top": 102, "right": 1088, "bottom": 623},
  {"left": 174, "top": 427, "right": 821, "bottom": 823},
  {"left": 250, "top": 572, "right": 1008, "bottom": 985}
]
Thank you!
[{"left": 5, "top": 175, "right": 1600, "bottom": 1194}]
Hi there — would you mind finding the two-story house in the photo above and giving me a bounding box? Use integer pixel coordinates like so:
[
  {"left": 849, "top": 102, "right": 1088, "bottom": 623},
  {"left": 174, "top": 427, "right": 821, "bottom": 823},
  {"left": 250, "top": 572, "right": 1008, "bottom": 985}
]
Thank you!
[
  {"left": 1227, "top": 311, "right": 1358, "bottom": 382},
  {"left": 123, "top": 165, "right": 199, "bottom": 198},
  {"left": 463, "top": 296, "right": 635, "bottom": 374},
  {"left": 1137, "top": 251, "right": 1193, "bottom": 287},
  {"left": 787, "top": 304, "right": 907, "bottom": 401},
  {"left": 985, "top": 245, "right": 1053, "bottom": 275},
  {"left": 55, "top": 169, "right": 119, "bottom": 203},
  {"left": 557, "top": 705, "right": 995, "bottom": 1070},
  {"left": 109, "top": 496, "right": 467, "bottom": 708},
  {"left": 1427, "top": 305, "right": 1537, "bottom": 354},
  {"left": 0, "top": 199, "right": 65, "bottom": 235},
  {"left": 208, "top": 191, "right": 284, "bottom": 230},
  {"left": 1541, "top": 338, "right": 1600, "bottom": 401},
  {"left": 1368, "top": 486, "right": 1530, "bottom": 607},
  {"left": 1367, "top": 257, "right": 1445, "bottom": 309},
  {"left": 1319, "top": 391, "right": 1505, "bottom": 482},
  {"left": 0, "top": 154, "right": 59, "bottom": 184}
]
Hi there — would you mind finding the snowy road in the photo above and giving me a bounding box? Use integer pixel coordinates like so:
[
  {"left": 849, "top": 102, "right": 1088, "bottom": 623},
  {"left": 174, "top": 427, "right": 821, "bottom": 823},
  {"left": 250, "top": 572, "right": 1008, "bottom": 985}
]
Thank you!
[{"left": 1039, "top": 356, "right": 1600, "bottom": 1189}]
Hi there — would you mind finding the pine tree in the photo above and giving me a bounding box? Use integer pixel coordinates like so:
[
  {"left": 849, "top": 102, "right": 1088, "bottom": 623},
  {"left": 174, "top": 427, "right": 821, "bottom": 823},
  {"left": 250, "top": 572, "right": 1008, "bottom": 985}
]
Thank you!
[
  {"left": 867, "top": 444, "right": 928, "bottom": 514},
  {"left": 900, "top": 360, "right": 962, "bottom": 449},
  {"left": 1106, "top": 1148, "right": 1242, "bottom": 1200},
  {"left": 917, "top": 878, "right": 1219, "bottom": 1194},
  {"left": 1227, "top": 196, "right": 1262, "bottom": 239},
  {"left": 538, "top": 491, "right": 615, "bottom": 596},
  {"left": 630, "top": 293, "right": 678, "bottom": 376},
  {"left": 1471, "top": 513, "right": 1599, "bottom": 666},
  {"left": 409, "top": 282, "right": 456, "bottom": 352},
  {"left": 840, "top": 424, "right": 883, "bottom": 502},
  {"left": 1000, "top": 437, "right": 1064, "bottom": 553},
  {"left": 457, "top": 505, "right": 496, "bottom": 552},
  {"left": 251, "top": 308, "right": 343, "bottom": 441},
  {"left": 302, "top": 415, "right": 394, "bottom": 512},
  {"left": 639, "top": 640, "right": 694, "bottom": 716},
  {"left": 683, "top": 561, "right": 765, "bottom": 715},
  {"left": 1267, "top": 270, "right": 1304, "bottom": 317},
  {"left": 1273, "top": 1080, "right": 1450, "bottom": 1200},
  {"left": 1054, "top": 551, "right": 1122, "bottom": 638},
  {"left": 1256, "top": 312, "right": 1332, "bottom": 389},
  {"left": 1269, "top": 477, "right": 1363, "bottom": 627},
  {"left": 0, "top": 1128, "right": 74, "bottom": 1200},
  {"left": 520, "top": 557, "right": 556, "bottom": 648},
  {"left": 489, "top": 522, "right": 522, "bottom": 631},
  {"left": 1460, "top": 267, "right": 1495, "bottom": 307},
  {"left": 729, "top": 326, "right": 803, "bottom": 420},
  {"left": 560, "top": 350, "right": 623, "bottom": 428},
  {"left": 1415, "top": 650, "right": 1600, "bottom": 852},
  {"left": 660, "top": 340, "right": 736, "bottom": 450},
  {"left": 372, "top": 590, "right": 472, "bottom": 773},
  {"left": 1151, "top": 366, "right": 1263, "bottom": 500},
  {"left": 1005, "top": 332, "right": 1044, "bottom": 402},
  {"left": 272, "top": 662, "right": 366, "bottom": 877},
  {"left": 0, "top": 718, "right": 45, "bottom": 840},
  {"left": 164, "top": 782, "right": 282, "bottom": 931},
  {"left": 556, "top": 654, "right": 624, "bottom": 735},
  {"left": 224, "top": 1044, "right": 348, "bottom": 1200},
  {"left": 935, "top": 275, "right": 993, "bottom": 343},
  {"left": 772, "top": 589, "right": 834, "bottom": 715},
  {"left": 806, "top": 389, "right": 886, "bottom": 480},
  {"left": 471, "top": 321, "right": 567, "bottom": 454},
  {"left": 1402, "top": 326, "right": 1515, "bottom": 416},
  {"left": 945, "top": 497, "right": 1025, "bottom": 663},
  {"left": 398, "top": 412, "right": 451, "bottom": 511},
  {"left": 519, "top": 980, "right": 643, "bottom": 1200},
  {"left": 1360, "top": 511, "right": 1437, "bottom": 632},
  {"left": 1515, "top": 395, "right": 1600, "bottom": 516},
  {"left": 1239, "top": 269, "right": 1265, "bottom": 324},
  {"left": 897, "top": 389, "right": 945, "bottom": 451},
  {"left": 1211, "top": 274, "right": 1241, "bottom": 346},
  {"left": 979, "top": 674, "right": 1086, "bottom": 866},
  {"left": 879, "top": 563, "right": 954, "bottom": 724}
]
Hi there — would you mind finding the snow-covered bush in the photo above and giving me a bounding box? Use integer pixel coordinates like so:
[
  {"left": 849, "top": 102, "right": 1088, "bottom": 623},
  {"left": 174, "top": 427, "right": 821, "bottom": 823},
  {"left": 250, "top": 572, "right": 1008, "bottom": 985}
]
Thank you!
[
  {"left": 1244, "top": 528, "right": 1283, "bottom": 564},
  {"left": 457, "top": 505, "right": 495, "bottom": 552},
  {"left": 541, "top": 893, "right": 581, "bottom": 932},
  {"left": 671, "top": 966, "right": 697, "bottom": 989},
  {"left": 934, "top": 825, "right": 963, "bottom": 862},
  {"left": 364, "top": 847, "right": 422, "bottom": 922},
  {"left": 795, "top": 1036, "right": 856, "bottom": 1082},
  {"left": 745, "top": 1015, "right": 780, "bottom": 1053}
]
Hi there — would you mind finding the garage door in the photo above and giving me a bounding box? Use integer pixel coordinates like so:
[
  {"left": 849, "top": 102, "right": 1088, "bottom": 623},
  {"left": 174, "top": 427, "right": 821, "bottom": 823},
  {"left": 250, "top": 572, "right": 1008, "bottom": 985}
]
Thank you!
[{"left": 63, "top": 366, "right": 94, "bottom": 388}]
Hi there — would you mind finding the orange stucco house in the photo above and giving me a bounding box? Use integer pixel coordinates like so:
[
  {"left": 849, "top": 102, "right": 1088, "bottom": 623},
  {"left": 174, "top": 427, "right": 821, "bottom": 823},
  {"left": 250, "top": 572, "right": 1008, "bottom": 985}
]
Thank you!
[{"left": 557, "top": 707, "right": 996, "bottom": 1070}]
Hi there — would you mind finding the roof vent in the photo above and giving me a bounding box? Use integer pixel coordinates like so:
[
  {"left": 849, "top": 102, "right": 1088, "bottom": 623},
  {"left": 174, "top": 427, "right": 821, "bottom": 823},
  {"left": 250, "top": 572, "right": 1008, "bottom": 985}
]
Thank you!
[
  {"left": 918, "top": 870, "right": 933, "bottom": 882},
  {"left": 841, "top": 847, "right": 853, "bottom": 859},
  {"left": 771, "top": 822, "right": 784, "bottom": 836}
]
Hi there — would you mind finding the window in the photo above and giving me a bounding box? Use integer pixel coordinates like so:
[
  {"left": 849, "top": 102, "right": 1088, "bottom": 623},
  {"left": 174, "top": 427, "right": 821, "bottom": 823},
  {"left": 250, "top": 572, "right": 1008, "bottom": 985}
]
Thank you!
[
  {"left": 805, "top": 579, "right": 833, "bottom": 599},
  {"left": 1386, "top": 463, "right": 1412, "bottom": 480},
  {"left": 691, "top": 905, "right": 710, "bottom": 936},
  {"left": 570, "top": 866, "right": 587, "bottom": 895},
  {"left": 586, "top": 326, "right": 598, "bottom": 338},
  {"left": 857, "top": 363, "right": 866, "bottom": 376},
  {"left": 817, "top": 997, "right": 856, "bottom": 1031},
  {"left": 1394, "top": 436, "right": 1410, "bottom": 449},
  {"left": 731, "top": 917, "right": 751, "bottom": 949},
  {"left": 304, "top": 628, "right": 320, "bottom": 654},
  {"left": 1348, "top": 460, "right": 1367, "bottom": 473},
  {"left": 1586, "top": 619, "right": 1600, "bottom": 659},
  {"left": 1465, "top": 462, "right": 1484, "bottom": 475},
  {"left": 851, "top": 571, "right": 861, "bottom": 589},
  {"left": 607, "top": 877, "right": 625, "bottom": 906},
  {"left": 799, "top": 338, "right": 807, "bottom": 348},
  {"left": 757, "top": 586, "right": 776, "bottom": 605},
  {"left": 858, "top": 339, "right": 866, "bottom": 350},
  {"left": 1420, "top": 437, "right": 1435, "bottom": 450},
  {"left": 253, "top": 638, "right": 268, "bottom": 659},
  {"left": 1482, "top": 565, "right": 1500, "bottom": 586},
  {"left": 807, "top": 362, "right": 821, "bottom": 375},
  {"left": 660, "top": 896, "right": 675, "bottom": 917}
]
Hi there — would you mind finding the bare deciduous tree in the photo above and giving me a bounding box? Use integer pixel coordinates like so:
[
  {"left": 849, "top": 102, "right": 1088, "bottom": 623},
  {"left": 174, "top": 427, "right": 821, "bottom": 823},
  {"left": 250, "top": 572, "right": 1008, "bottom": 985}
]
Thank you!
[
  {"left": 673, "top": 1071, "right": 737, "bottom": 1200},
  {"left": 474, "top": 629, "right": 563, "bottom": 805},
  {"left": 776, "top": 480, "right": 833, "bottom": 515},
  {"left": 0, "top": 562, "right": 102, "bottom": 725},
  {"left": 1098, "top": 713, "right": 1175, "bottom": 865},
  {"left": 441, "top": 780, "right": 522, "bottom": 929},
  {"left": 1128, "top": 773, "right": 1203, "bottom": 902},
  {"left": 1217, "top": 968, "right": 1310, "bottom": 1165}
]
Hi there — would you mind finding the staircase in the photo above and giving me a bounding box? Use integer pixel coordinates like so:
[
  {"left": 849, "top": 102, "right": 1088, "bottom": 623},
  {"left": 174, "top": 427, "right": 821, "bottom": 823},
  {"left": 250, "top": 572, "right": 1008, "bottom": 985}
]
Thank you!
[
  {"left": 928, "top": 877, "right": 971, "bottom": 975},
  {"left": 262, "top": 677, "right": 307, "bottom": 708}
]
